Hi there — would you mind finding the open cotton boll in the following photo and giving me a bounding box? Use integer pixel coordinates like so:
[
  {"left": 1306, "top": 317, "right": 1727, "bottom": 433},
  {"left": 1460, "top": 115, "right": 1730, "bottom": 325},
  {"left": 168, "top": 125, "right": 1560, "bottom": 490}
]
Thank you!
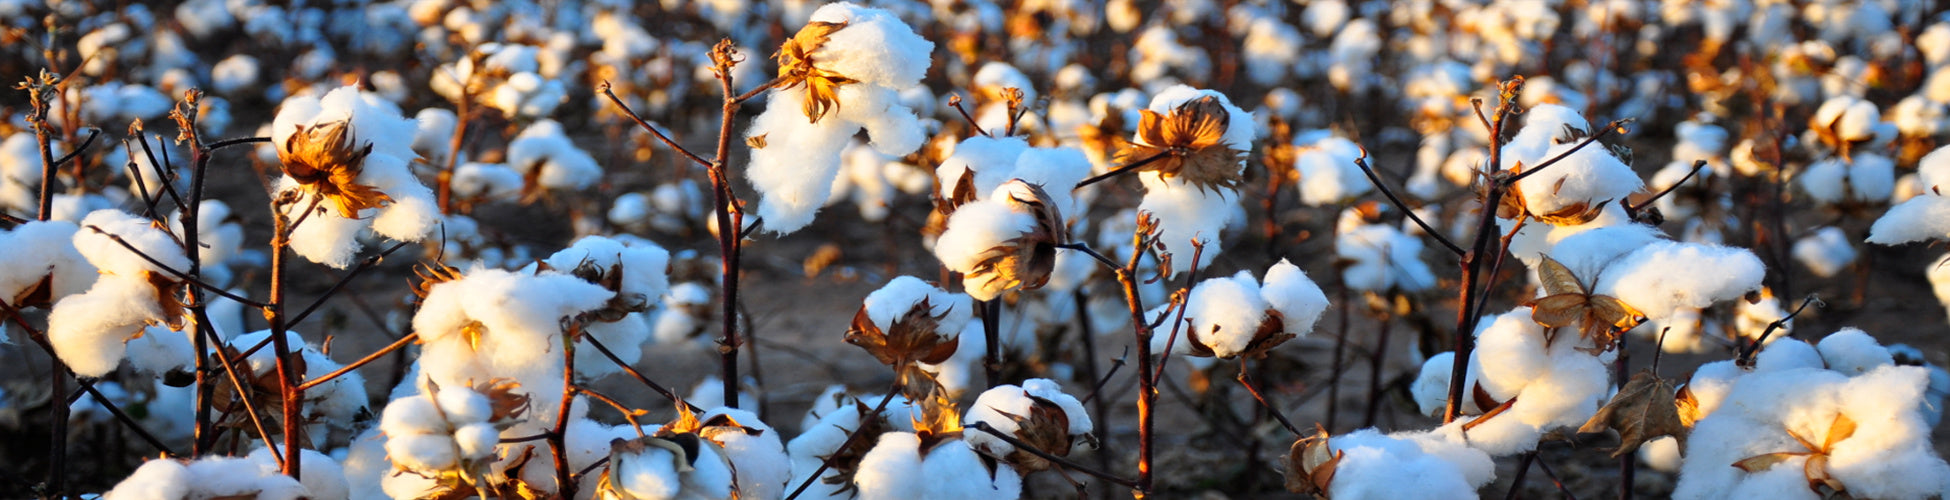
[
  {"left": 124, "top": 325, "right": 195, "bottom": 376},
  {"left": 1755, "top": 338, "right": 1827, "bottom": 374},
  {"left": 745, "top": 89, "right": 860, "bottom": 233},
  {"left": 921, "top": 439, "right": 1024, "bottom": 500},
  {"left": 1180, "top": 272, "right": 1271, "bottom": 357},
  {"left": 1539, "top": 223, "right": 1664, "bottom": 278},
  {"left": 76, "top": 209, "right": 190, "bottom": 277},
  {"left": 936, "top": 136, "right": 1031, "bottom": 203},
  {"left": 48, "top": 276, "right": 166, "bottom": 377},
  {"left": 0, "top": 220, "right": 96, "bottom": 306},
  {"left": 1138, "top": 173, "right": 1235, "bottom": 274},
  {"left": 1293, "top": 136, "right": 1371, "bottom": 206},
  {"left": 103, "top": 458, "right": 193, "bottom": 500},
  {"left": 545, "top": 235, "right": 673, "bottom": 306},
  {"left": 1594, "top": 240, "right": 1766, "bottom": 323},
  {"left": 452, "top": 161, "right": 525, "bottom": 202},
  {"left": 1817, "top": 328, "right": 1895, "bottom": 376},
  {"left": 1007, "top": 147, "right": 1094, "bottom": 220},
  {"left": 1514, "top": 142, "right": 1641, "bottom": 221},
  {"left": 247, "top": 448, "right": 351, "bottom": 500},
  {"left": 1324, "top": 428, "right": 1492, "bottom": 500},
  {"left": 210, "top": 54, "right": 259, "bottom": 94},
  {"left": 854, "top": 432, "right": 927, "bottom": 500},
  {"left": 507, "top": 120, "right": 602, "bottom": 192},
  {"left": 1868, "top": 191, "right": 1950, "bottom": 245},
  {"left": 277, "top": 178, "right": 370, "bottom": 269},
  {"left": 932, "top": 199, "right": 1037, "bottom": 301},
  {"left": 1793, "top": 227, "right": 1858, "bottom": 278},
  {"left": 1411, "top": 353, "right": 1464, "bottom": 417},
  {"left": 1336, "top": 213, "right": 1438, "bottom": 292},
  {"left": 1502, "top": 104, "right": 1591, "bottom": 170},
  {"left": 183, "top": 455, "right": 308, "bottom": 500},
  {"left": 167, "top": 200, "right": 243, "bottom": 269},
  {"left": 1261, "top": 259, "right": 1329, "bottom": 336},
  {"left": 806, "top": 3, "right": 934, "bottom": 90},
  {"left": 863, "top": 276, "right": 975, "bottom": 337},
  {"left": 412, "top": 108, "right": 457, "bottom": 163}
]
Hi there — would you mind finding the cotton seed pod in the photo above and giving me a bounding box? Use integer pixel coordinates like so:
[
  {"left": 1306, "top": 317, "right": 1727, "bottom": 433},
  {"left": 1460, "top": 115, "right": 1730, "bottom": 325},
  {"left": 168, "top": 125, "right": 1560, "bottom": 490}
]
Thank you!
[
  {"left": 1121, "top": 95, "right": 1248, "bottom": 193},
  {"left": 846, "top": 296, "right": 959, "bottom": 367},
  {"left": 1283, "top": 424, "right": 1342, "bottom": 495}
]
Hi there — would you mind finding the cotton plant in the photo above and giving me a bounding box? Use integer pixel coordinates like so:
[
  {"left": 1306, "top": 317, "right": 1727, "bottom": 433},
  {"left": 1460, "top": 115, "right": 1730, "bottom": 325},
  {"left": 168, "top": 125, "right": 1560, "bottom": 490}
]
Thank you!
[
  {"left": 1335, "top": 204, "right": 1437, "bottom": 293},
  {"left": 377, "top": 381, "right": 528, "bottom": 492},
  {"left": 846, "top": 276, "right": 974, "bottom": 394},
  {"left": 933, "top": 180, "right": 1072, "bottom": 301},
  {"left": 961, "top": 379, "right": 1096, "bottom": 474},
  {"left": 270, "top": 85, "right": 439, "bottom": 269},
  {"left": 1150, "top": 259, "right": 1330, "bottom": 359},
  {"left": 45, "top": 209, "right": 191, "bottom": 378},
  {"left": 1122, "top": 85, "right": 1254, "bottom": 275},
  {"left": 745, "top": 2, "right": 935, "bottom": 233},
  {"left": 410, "top": 265, "right": 615, "bottom": 425},
  {"left": 231, "top": 329, "right": 371, "bottom": 430},
  {"left": 542, "top": 235, "right": 673, "bottom": 380},
  {"left": 1284, "top": 423, "right": 1497, "bottom": 499},
  {"left": 852, "top": 398, "right": 1025, "bottom": 500},
  {"left": 1673, "top": 332, "right": 1950, "bottom": 499},
  {"left": 597, "top": 405, "right": 790, "bottom": 500},
  {"left": 1867, "top": 145, "right": 1950, "bottom": 245}
]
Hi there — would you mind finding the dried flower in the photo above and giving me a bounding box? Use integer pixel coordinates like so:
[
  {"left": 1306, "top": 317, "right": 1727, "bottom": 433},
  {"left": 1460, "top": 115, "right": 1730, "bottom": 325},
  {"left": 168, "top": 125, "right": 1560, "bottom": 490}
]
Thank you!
[
  {"left": 960, "top": 181, "right": 1070, "bottom": 299},
  {"left": 775, "top": 21, "right": 857, "bottom": 123},
  {"left": 276, "top": 120, "right": 391, "bottom": 218},
  {"left": 1121, "top": 95, "right": 1248, "bottom": 192}
]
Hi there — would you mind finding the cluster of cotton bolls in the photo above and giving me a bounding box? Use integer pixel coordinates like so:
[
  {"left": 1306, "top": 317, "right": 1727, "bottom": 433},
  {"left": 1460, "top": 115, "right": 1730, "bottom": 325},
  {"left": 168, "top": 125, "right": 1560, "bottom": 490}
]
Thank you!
[
  {"left": 1664, "top": 329, "right": 1950, "bottom": 499},
  {"left": 744, "top": 2, "right": 936, "bottom": 234},
  {"left": 105, "top": 449, "right": 348, "bottom": 500},
  {"left": 1150, "top": 259, "right": 1330, "bottom": 361},
  {"left": 1128, "top": 86, "right": 1254, "bottom": 275}
]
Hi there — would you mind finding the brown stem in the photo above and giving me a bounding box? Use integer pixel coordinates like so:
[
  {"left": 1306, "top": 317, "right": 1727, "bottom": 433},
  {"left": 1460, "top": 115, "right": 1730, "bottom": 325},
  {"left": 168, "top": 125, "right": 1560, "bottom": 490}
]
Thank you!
[
  {"left": 1235, "top": 359, "right": 1301, "bottom": 435},
  {"left": 709, "top": 41, "right": 749, "bottom": 410},
  {"left": 549, "top": 328, "right": 578, "bottom": 498},
  {"left": 1070, "top": 288, "right": 1115, "bottom": 487},
  {"left": 574, "top": 385, "right": 647, "bottom": 436},
  {"left": 1115, "top": 216, "right": 1158, "bottom": 498},
  {"left": 1352, "top": 152, "right": 1465, "bottom": 256},
  {"left": 1150, "top": 241, "right": 1204, "bottom": 387},
  {"left": 1328, "top": 281, "right": 1350, "bottom": 432},
  {"left": 982, "top": 299, "right": 1003, "bottom": 389},
  {"left": 600, "top": 81, "right": 712, "bottom": 168},
  {"left": 269, "top": 199, "right": 303, "bottom": 478},
  {"left": 1362, "top": 293, "right": 1396, "bottom": 428},
  {"left": 584, "top": 334, "right": 702, "bottom": 412},
  {"left": 298, "top": 333, "right": 418, "bottom": 391},
  {"left": 438, "top": 82, "right": 471, "bottom": 215},
  {"left": 1074, "top": 150, "right": 1171, "bottom": 190}
]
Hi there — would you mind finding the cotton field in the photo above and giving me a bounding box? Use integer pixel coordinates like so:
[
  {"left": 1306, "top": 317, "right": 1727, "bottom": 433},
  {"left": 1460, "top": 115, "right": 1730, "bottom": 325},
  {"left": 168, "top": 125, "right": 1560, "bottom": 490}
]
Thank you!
[{"left": 3, "top": 0, "right": 1950, "bottom": 499}]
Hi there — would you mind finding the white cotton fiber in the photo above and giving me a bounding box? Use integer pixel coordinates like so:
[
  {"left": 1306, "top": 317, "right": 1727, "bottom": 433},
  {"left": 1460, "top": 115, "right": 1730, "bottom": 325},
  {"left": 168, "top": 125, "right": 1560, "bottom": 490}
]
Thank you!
[
  {"left": 1816, "top": 328, "right": 1894, "bottom": 376},
  {"left": 1515, "top": 142, "right": 1642, "bottom": 221},
  {"left": 933, "top": 198, "right": 1037, "bottom": 301},
  {"left": 1596, "top": 240, "right": 1765, "bottom": 323},
  {"left": 936, "top": 135, "right": 1031, "bottom": 203},
  {"left": 1261, "top": 259, "right": 1329, "bottom": 337},
  {"left": 1868, "top": 191, "right": 1950, "bottom": 245},
  {"left": 76, "top": 209, "right": 191, "bottom": 277},
  {"left": 1294, "top": 136, "right": 1371, "bottom": 206},
  {"left": 854, "top": 432, "right": 926, "bottom": 500},
  {"left": 1181, "top": 272, "right": 1270, "bottom": 357},
  {"left": 0, "top": 220, "right": 96, "bottom": 306},
  {"left": 103, "top": 458, "right": 193, "bottom": 500},
  {"left": 920, "top": 439, "right": 1023, "bottom": 500},
  {"left": 48, "top": 275, "right": 165, "bottom": 377}
]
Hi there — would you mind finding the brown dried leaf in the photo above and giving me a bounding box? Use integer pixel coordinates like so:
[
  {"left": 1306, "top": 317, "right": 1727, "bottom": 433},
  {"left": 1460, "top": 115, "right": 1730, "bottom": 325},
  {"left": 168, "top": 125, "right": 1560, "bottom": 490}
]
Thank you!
[
  {"left": 1527, "top": 255, "right": 1645, "bottom": 349},
  {"left": 1578, "top": 369, "right": 1689, "bottom": 458},
  {"left": 1675, "top": 385, "right": 1705, "bottom": 428},
  {"left": 1733, "top": 451, "right": 1803, "bottom": 473}
]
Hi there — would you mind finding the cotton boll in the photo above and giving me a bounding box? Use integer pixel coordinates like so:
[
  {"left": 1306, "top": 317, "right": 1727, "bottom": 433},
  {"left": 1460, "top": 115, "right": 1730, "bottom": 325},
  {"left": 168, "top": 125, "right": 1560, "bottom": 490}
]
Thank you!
[
  {"left": 703, "top": 407, "right": 791, "bottom": 500},
  {"left": 103, "top": 458, "right": 193, "bottom": 500},
  {"left": 1596, "top": 240, "right": 1766, "bottom": 323},
  {"left": 920, "top": 440, "right": 1024, "bottom": 500},
  {"left": 1261, "top": 259, "right": 1329, "bottom": 337},
  {"left": 1793, "top": 227, "right": 1857, "bottom": 278},
  {"left": 1755, "top": 339, "right": 1826, "bottom": 373},
  {"left": 210, "top": 55, "right": 259, "bottom": 95},
  {"left": 386, "top": 433, "right": 461, "bottom": 471},
  {"left": 48, "top": 276, "right": 166, "bottom": 377},
  {"left": 1137, "top": 174, "right": 1235, "bottom": 275},
  {"left": 1411, "top": 353, "right": 1460, "bottom": 417},
  {"left": 507, "top": 120, "right": 602, "bottom": 192},
  {"left": 862, "top": 276, "right": 974, "bottom": 340},
  {"left": 1178, "top": 272, "right": 1270, "bottom": 357},
  {"left": 932, "top": 200, "right": 1037, "bottom": 301},
  {"left": 451, "top": 162, "right": 524, "bottom": 202},
  {"left": 247, "top": 448, "right": 351, "bottom": 500},
  {"left": 746, "top": 89, "right": 861, "bottom": 233},
  {"left": 0, "top": 220, "right": 96, "bottom": 307},
  {"left": 807, "top": 3, "right": 934, "bottom": 90},
  {"left": 1514, "top": 142, "right": 1642, "bottom": 221},
  {"left": 1868, "top": 192, "right": 1950, "bottom": 245},
  {"left": 124, "top": 326, "right": 195, "bottom": 376},
  {"left": 1639, "top": 436, "right": 1683, "bottom": 473},
  {"left": 412, "top": 108, "right": 458, "bottom": 164},
  {"left": 1817, "top": 328, "right": 1894, "bottom": 376},
  {"left": 1326, "top": 428, "right": 1488, "bottom": 500},
  {"left": 1293, "top": 136, "right": 1372, "bottom": 206},
  {"left": 936, "top": 135, "right": 1031, "bottom": 203},
  {"left": 853, "top": 433, "right": 926, "bottom": 500}
]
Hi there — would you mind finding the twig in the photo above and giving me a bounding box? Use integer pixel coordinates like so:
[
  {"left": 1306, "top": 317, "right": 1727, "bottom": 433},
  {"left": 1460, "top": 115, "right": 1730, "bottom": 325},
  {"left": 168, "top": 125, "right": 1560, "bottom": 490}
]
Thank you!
[
  {"left": 1736, "top": 294, "right": 1822, "bottom": 366},
  {"left": 1074, "top": 151, "right": 1170, "bottom": 189},
  {"left": 785, "top": 380, "right": 904, "bottom": 500},
  {"left": 584, "top": 334, "right": 702, "bottom": 413},
  {"left": 575, "top": 385, "right": 648, "bottom": 436},
  {"left": 549, "top": 328, "right": 578, "bottom": 498},
  {"left": 599, "top": 81, "right": 712, "bottom": 168},
  {"left": 1235, "top": 359, "right": 1302, "bottom": 435},
  {"left": 1506, "top": 451, "right": 1537, "bottom": 500},
  {"left": 1505, "top": 118, "right": 1635, "bottom": 184},
  {"left": 970, "top": 422, "right": 1143, "bottom": 489},
  {"left": 1071, "top": 288, "right": 1115, "bottom": 486},
  {"left": 1079, "top": 346, "right": 1129, "bottom": 404},
  {"left": 287, "top": 241, "right": 412, "bottom": 327},
  {"left": 708, "top": 40, "right": 751, "bottom": 410},
  {"left": 1352, "top": 151, "right": 1465, "bottom": 256},
  {"left": 1363, "top": 291, "right": 1397, "bottom": 427},
  {"left": 1535, "top": 455, "right": 1580, "bottom": 500},
  {"left": 298, "top": 333, "right": 419, "bottom": 391},
  {"left": 982, "top": 299, "right": 1003, "bottom": 388},
  {"left": 948, "top": 93, "right": 989, "bottom": 137},
  {"left": 1624, "top": 160, "right": 1707, "bottom": 219}
]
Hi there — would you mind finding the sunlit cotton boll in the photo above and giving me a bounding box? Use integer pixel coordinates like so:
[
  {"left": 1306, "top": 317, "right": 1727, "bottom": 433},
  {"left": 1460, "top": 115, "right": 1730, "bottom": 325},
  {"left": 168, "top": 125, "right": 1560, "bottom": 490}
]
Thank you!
[
  {"left": 1793, "top": 226, "right": 1858, "bottom": 278},
  {"left": 745, "top": 3, "right": 934, "bottom": 234},
  {"left": 270, "top": 86, "right": 438, "bottom": 269},
  {"left": 507, "top": 119, "right": 602, "bottom": 193}
]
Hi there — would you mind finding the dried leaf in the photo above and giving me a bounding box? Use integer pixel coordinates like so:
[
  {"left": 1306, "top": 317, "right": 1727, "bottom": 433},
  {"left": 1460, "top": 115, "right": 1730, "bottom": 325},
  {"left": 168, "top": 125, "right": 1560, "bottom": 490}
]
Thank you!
[
  {"left": 1733, "top": 452, "right": 1803, "bottom": 473},
  {"left": 844, "top": 296, "right": 959, "bottom": 367},
  {"left": 1527, "top": 255, "right": 1645, "bottom": 349},
  {"left": 1821, "top": 413, "right": 1855, "bottom": 452},
  {"left": 1578, "top": 369, "right": 1689, "bottom": 458},
  {"left": 1675, "top": 384, "right": 1705, "bottom": 428}
]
